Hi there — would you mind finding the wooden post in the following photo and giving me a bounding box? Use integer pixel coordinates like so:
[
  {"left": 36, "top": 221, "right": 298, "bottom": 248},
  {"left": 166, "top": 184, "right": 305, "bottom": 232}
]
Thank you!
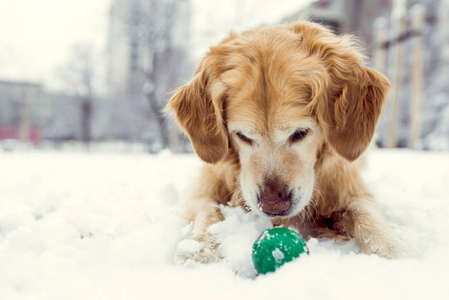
[
  {"left": 387, "top": 0, "right": 406, "bottom": 148},
  {"left": 409, "top": 4, "right": 425, "bottom": 150},
  {"left": 19, "top": 89, "right": 31, "bottom": 144},
  {"left": 372, "top": 17, "right": 388, "bottom": 147},
  {"left": 440, "top": 0, "right": 449, "bottom": 62}
]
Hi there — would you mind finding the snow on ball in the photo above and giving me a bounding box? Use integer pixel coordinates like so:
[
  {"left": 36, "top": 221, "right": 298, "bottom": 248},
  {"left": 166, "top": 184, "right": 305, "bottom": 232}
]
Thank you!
[{"left": 252, "top": 227, "right": 309, "bottom": 274}]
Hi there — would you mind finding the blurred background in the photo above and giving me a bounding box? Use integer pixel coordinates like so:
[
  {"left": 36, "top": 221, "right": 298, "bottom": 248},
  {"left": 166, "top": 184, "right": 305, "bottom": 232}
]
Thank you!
[{"left": 0, "top": 0, "right": 448, "bottom": 153}]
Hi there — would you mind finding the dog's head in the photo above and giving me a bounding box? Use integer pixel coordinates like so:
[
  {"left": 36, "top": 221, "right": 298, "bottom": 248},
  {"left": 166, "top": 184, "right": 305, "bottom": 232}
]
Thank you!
[{"left": 166, "top": 22, "right": 390, "bottom": 219}]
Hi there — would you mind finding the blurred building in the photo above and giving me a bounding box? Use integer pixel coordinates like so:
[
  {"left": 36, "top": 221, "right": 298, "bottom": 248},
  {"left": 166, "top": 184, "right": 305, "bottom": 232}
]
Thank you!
[
  {"left": 41, "top": 93, "right": 84, "bottom": 142},
  {"left": 0, "top": 80, "right": 45, "bottom": 145},
  {"left": 0, "top": 80, "right": 96, "bottom": 147}
]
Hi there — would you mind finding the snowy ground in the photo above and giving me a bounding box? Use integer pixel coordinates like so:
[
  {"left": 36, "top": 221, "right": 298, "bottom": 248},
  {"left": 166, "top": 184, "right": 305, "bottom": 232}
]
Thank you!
[{"left": 1, "top": 149, "right": 449, "bottom": 299}]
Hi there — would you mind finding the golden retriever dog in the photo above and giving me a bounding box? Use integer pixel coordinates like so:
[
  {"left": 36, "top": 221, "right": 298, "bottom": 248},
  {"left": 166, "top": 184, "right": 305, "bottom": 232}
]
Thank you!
[{"left": 166, "top": 21, "right": 412, "bottom": 262}]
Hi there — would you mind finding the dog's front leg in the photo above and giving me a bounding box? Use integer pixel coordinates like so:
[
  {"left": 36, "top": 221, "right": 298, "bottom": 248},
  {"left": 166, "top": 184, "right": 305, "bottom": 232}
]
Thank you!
[
  {"left": 347, "top": 199, "right": 413, "bottom": 259},
  {"left": 175, "top": 197, "right": 224, "bottom": 263}
]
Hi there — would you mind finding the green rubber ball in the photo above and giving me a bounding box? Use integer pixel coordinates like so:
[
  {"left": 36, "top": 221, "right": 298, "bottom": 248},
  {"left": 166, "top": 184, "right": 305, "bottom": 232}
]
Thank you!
[{"left": 252, "top": 227, "right": 309, "bottom": 274}]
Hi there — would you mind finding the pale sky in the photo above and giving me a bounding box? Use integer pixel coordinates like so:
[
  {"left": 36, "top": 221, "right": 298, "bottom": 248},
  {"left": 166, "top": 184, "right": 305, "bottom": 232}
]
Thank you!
[
  {"left": 0, "top": 0, "right": 109, "bottom": 89},
  {"left": 0, "top": 0, "right": 311, "bottom": 91}
]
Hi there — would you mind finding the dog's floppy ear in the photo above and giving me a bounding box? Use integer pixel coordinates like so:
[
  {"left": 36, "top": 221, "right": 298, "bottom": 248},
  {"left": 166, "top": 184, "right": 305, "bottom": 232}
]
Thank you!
[
  {"left": 321, "top": 66, "right": 390, "bottom": 161},
  {"left": 298, "top": 25, "right": 390, "bottom": 161},
  {"left": 165, "top": 59, "right": 228, "bottom": 164}
]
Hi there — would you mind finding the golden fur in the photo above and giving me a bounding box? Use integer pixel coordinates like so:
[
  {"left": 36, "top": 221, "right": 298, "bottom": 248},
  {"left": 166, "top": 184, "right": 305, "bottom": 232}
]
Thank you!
[{"left": 166, "top": 21, "right": 412, "bottom": 262}]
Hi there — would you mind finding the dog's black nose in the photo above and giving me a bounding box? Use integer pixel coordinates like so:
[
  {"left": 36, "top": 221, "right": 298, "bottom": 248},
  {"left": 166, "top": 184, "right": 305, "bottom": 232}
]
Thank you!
[{"left": 258, "top": 178, "right": 292, "bottom": 216}]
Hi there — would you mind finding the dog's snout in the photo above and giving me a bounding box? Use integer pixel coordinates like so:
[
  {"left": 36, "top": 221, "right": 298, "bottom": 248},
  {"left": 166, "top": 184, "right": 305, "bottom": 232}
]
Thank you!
[{"left": 258, "top": 178, "right": 292, "bottom": 216}]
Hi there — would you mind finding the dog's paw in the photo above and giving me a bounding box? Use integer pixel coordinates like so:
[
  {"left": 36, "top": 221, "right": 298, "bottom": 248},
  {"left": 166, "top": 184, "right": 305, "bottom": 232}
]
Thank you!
[
  {"left": 361, "top": 236, "right": 417, "bottom": 259},
  {"left": 174, "top": 237, "right": 222, "bottom": 264}
]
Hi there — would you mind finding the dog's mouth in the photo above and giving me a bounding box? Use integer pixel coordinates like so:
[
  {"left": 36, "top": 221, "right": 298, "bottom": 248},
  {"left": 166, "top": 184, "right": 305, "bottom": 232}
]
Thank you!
[
  {"left": 258, "top": 199, "right": 291, "bottom": 217},
  {"left": 256, "top": 190, "right": 310, "bottom": 218},
  {"left": 241, "top": 176, "right": 313, "bottom": 219}
]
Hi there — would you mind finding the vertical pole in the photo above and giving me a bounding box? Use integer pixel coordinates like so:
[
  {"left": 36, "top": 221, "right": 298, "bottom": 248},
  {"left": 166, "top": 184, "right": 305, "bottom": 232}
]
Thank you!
[
  {"left": 440, "top": 0, "right": 449, "bottom": 62},
  {"left": 387, "top": 0, "right": 406, "bottom": 148},
  {"left": 409, "top": 4, "right": 425, "bottom": 150},
  {"left": 19, "top": 88, "right": 31, "bottom": 144},
  {"left": 372, "top": 17, "right": 388, "bottom": 147},
  {"left": 373, "top": 17, "right": 388, "bottom": 75}
]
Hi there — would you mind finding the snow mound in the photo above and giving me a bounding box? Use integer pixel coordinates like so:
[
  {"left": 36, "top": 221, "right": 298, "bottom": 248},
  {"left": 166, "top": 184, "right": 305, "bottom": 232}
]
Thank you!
[{"left": 0, "top": 150, "right": 448, "bottom": 299}]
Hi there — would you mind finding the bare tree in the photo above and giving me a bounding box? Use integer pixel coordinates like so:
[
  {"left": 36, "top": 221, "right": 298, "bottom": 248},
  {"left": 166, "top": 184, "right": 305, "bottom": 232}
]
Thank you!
[
  {"left": 58, "top": 44, "right": 98, "bottom": 147},
  {"left": 127, "top": 0, "right": 189, "bottom": 149}
]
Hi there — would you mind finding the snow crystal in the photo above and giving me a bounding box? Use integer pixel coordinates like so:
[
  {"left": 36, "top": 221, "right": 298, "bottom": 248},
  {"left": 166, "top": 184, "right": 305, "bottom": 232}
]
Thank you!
[{"left": 272, "top": 248, "right": 285, "bottom": 263}]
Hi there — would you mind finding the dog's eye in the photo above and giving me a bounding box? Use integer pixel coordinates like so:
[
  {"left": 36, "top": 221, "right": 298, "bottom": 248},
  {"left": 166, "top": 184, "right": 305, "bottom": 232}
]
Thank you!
[
  {"left": 235, "top": 132, "right": 253, "bottom": 145},
  {"left": 290, "top": 129, "right": 310, "bottom": 144}
]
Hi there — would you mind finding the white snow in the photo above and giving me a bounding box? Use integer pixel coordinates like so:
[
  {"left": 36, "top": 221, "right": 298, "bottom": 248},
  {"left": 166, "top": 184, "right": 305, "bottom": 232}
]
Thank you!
[
  {"left": 272, "top": 248, "right": 285, "bottom": 263},
  {"left": 0, "top": 149, "right": 449, "bottom": 299}
]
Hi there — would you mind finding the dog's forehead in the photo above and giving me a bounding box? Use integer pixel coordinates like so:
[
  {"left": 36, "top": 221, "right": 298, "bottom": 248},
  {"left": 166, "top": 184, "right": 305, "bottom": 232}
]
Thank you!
[
  {"left": 225, "top": 70, "right": 312, "bottom": 134},
  {"left": 227, "top": 92, "right": 312, "bottom": 134},
  {"left": 215, "top": 32, "right": 321, "bottom": 134}
]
